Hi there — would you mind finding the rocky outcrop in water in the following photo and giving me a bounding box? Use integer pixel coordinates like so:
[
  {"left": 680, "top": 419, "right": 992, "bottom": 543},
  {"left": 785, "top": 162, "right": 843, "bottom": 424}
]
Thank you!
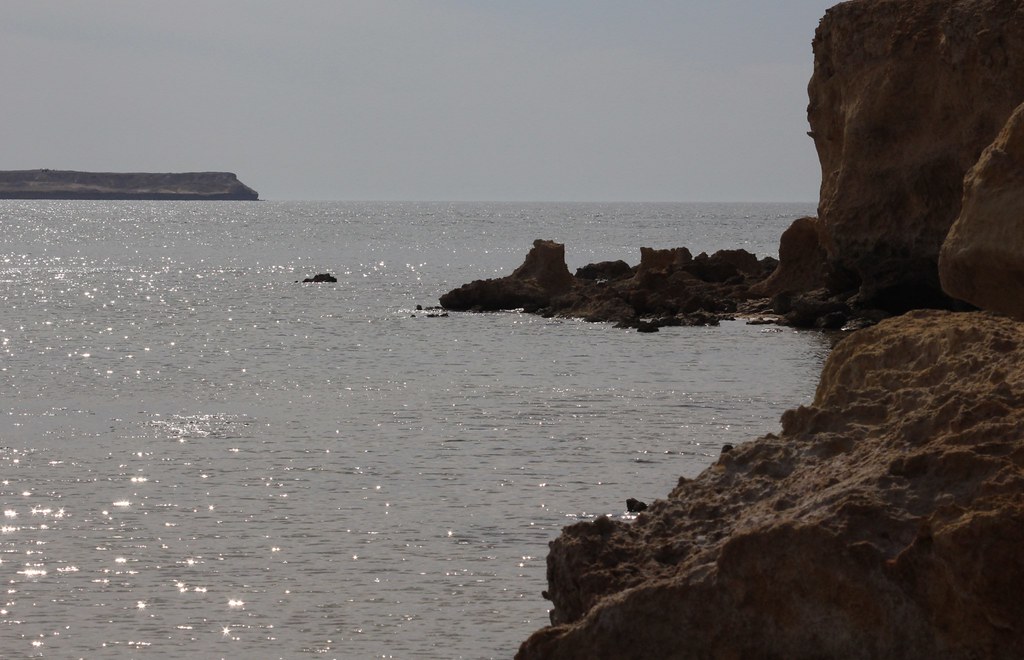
[
  {"left": 439, "top": 240, "right": 575, "bottom": 313},
  {"left": 302, "top": 273, "right": 338, "bottom": 283},
  {"left": 518, "top": 310, "right": 1024, "bottom": 659},
  {"left": 940, "top": 101, "right": 1024, "bottom": 321},
  {"left": 0, "top": 169, "right": 259, "bottom": 200},
  {"left": 808, "top": 0, "right": 1024, "bottom": 313},
  {"left": 439, "top": 239, "right": 780, "bottom": 330},
  {"left": 444, "top": 0, "right": 1024, "bottom": 328}
]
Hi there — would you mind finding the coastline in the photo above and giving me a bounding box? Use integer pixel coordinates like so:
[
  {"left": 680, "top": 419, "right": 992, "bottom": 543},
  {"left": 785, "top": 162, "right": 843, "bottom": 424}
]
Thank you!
[
  {"left": 506, "top": 0, "right": 1024, "bottom": 656},
  {"left": 0, "top": 169, "right": 259, "bottom": 201}
]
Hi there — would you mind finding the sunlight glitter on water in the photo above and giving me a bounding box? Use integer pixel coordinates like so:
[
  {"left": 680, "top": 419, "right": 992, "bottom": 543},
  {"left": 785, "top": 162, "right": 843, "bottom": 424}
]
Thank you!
[{"left": 0, "top": 200, "right": 827, "bottom": 658}]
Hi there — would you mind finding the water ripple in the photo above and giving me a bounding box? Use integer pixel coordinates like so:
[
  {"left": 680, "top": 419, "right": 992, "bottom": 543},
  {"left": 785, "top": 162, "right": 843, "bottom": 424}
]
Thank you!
[{"left": 0, "top": 200, "right": 825, "bottom": 658}]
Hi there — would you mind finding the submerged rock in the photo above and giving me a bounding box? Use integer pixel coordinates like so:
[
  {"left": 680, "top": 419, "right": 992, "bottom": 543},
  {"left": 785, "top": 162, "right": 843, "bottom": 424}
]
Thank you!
[{"left": 518, "top": 310, "right": 1024, "bottom": 659}]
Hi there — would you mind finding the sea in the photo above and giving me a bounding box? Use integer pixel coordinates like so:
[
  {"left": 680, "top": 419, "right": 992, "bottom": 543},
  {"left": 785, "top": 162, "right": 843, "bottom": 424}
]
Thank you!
[{"left": 0, "top": 200, "right": 831, "bottom": 659}]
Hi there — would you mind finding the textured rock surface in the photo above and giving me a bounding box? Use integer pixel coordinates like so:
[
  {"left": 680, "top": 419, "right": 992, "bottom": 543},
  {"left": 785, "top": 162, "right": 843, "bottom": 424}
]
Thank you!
[
  {"left": 438, "top": 239, "right": 575, "bottom": 313},
  {"left": 751, "top": 216, "right": 829, "bottom": 298},
  {"left": 518, "top": 310, "right": 1024, "bottom": 659},
  {"left": 809, "top": 0, "right": 1024, "bottom": 311},
  {"left": 440, "top": 240, "right": 779, "bottom": 329},
  {"left": 0, "top": 169, "right": 259, "bottom": 200},
  {"left": 940, "top": 101, "right": 1024, "bottom": 320}
]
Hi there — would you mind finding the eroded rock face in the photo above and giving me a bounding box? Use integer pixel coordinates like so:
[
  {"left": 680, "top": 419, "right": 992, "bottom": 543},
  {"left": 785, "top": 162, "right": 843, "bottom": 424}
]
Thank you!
[
  {"left": 940, "top": 101, "right": 1024, "bottom": 320},
  {"left": 810, "top": 0, "right": 1024, "bottom": 311},
  {"left": 518, "top": 310, "right": 1024, "bottom": 659},
  {"left": 438, "top": 239, "right": 575, "bottom": 313},
  {"left": 751, "top": 216, "right": 829, "bottom": 298},
  {"left": 509, "top": 239, "right": 576, "bottom": 292}
]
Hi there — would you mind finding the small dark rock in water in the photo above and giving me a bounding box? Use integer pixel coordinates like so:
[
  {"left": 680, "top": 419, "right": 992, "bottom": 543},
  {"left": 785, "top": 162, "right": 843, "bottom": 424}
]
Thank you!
[
  {"left": 626, "top": 498, "right": 648, "bottom": 513},
  {"left": 302, "top": 273, "right": 338, "bottom": 283},
  {"left": 721, "top": 444, "right": 734, "bottom": 454}
]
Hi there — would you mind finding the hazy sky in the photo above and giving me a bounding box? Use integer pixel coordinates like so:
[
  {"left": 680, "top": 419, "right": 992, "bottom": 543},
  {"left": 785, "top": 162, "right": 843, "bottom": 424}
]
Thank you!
[{"left": 2, "top": 1, "right": 836, "bottom": 202}]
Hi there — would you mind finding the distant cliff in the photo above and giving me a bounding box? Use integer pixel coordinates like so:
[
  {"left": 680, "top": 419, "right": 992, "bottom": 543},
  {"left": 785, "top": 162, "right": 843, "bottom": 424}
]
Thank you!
[{"left": 0, "top": 169, "right": 259, "bottom": 200}]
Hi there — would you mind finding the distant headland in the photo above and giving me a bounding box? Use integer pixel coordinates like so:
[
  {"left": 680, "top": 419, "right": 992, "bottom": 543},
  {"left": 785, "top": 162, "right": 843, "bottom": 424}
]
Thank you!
[{"left": 0, "top": 169, "right": 259, "bottom": 201}]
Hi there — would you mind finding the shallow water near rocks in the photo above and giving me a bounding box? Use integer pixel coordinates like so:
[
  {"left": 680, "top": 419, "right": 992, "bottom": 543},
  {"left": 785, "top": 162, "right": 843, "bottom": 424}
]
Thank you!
[{"left": 0, "top": 201, "right": 828, "bottom": 658}]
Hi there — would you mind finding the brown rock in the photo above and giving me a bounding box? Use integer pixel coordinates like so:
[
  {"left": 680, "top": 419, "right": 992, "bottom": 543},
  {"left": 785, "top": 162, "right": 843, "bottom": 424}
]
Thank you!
[
  {"left": 752, "top": 216, "right": 829, "bottom": 298},
  {"left": 518, "top": 310, "right": 1024, "bottom": 659},
  {"left": 301, "top": 273, "right": 337, "bottom": 283},
  {"left": 940, "top": 101, "right": 1024, "bottom": 320},
  {"left": 809, "top": 0, "right": 1024, "bottom": 311},
  {"left": 776, "top": 287, "right": 851, "bottom": 329},
  {"left": 509, "top": 239, "right": 575, "bottom": 292},
  {"left": 438, "top": 239, "right": 574, "bottom": 312},
  {"left": 575, "top": 260, "right": 634, "bottom": 281},
  {"left": 634, "top": 247, "right": 693, "bottom": 281},
  {"left": 689, "top": 249, "right": 761, "bottom": 282}
]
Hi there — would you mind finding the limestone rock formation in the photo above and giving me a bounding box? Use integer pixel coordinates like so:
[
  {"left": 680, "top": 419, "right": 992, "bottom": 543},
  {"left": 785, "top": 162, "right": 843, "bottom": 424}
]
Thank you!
[
  {"left": 438, "top": 239, "right": 575, "bottom": 313},
  {"left": 940, "top": 101, "right": 1024, "bottom": 321},
  {"left": 518, "top": 310, "right": 1024, "bottom": 659},
  {"left": 0, "top": 169, "right": 259, "bottom": 200},
  {"left": 439, "top": 240, "right": 779, "bottom": 329},
  {"left": 751, "top": 216, "right": 829, "bottom": 299},
  {"left": 809, "top": 0, "right": 1024, "bottom": 312}
]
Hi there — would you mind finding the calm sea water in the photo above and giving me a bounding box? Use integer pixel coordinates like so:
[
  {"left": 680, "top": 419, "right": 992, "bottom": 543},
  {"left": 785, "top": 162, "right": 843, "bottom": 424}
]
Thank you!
[{"left": 1, "top": 201, "right": 829, "bottom": 659}]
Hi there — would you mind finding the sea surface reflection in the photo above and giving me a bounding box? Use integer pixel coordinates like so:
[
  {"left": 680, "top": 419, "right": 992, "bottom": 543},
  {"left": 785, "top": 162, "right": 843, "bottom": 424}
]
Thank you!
[{"left": 0, "top": 201, "right": 828, "bottom": 658}]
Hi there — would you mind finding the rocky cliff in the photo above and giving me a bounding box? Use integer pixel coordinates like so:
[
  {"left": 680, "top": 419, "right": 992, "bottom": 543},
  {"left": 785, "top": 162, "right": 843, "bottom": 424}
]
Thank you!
[
  {"left": 518, "top": 310, "right": 1024, "bottom": 659},
  {"left": 516, "top": 0, "right": 1024, "bottom": 656},
  {"left": 809, "top": 0, "right": 1024, "bottom": 312},
  {"left": 940, "top": 100, "right": 1024, "bottom": 321},
  {"left": 0, "top": 169, "right": 259, "bottom": 200}
]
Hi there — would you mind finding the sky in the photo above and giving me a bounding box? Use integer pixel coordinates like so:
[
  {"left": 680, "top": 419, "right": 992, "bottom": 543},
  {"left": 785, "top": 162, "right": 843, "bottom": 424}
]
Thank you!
[{"left": 1, "top": 1, "right": 837, "bottom": 202}]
